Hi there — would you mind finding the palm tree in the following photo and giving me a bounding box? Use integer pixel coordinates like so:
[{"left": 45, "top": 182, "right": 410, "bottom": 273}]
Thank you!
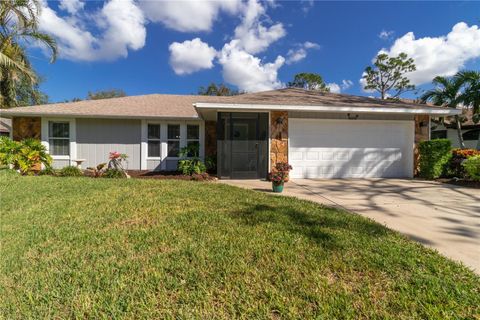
[
  {"left": 456, "top": 70, "right": 480, "bottom": 123},
  {"left": 0, "top": 0, "right": 57, "bottom": 108},
  {"left": 420, "top": 76, "right": 466, "bottom": 149}
]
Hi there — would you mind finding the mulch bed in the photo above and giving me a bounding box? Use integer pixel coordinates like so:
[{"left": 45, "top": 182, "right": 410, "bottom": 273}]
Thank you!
[
  {"left": 436, "top": 178, "right": 480, "bottom": 189},
  {"left": 127, "top": 170, "right": 217, "bottom": 181}
]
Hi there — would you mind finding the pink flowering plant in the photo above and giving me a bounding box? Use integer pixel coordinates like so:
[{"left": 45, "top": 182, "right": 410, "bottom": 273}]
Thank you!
[{"left": 269, "top": 162, "right": 293, "bottom": 185}]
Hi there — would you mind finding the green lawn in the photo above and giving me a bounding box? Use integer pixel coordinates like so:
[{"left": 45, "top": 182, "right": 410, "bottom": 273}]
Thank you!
[{"left": 0, "top": 169, "right": 479, "bottom": 319}]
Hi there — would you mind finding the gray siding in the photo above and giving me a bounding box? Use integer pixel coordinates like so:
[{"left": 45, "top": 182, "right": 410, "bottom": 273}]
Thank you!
[
  {"left": 52, "top": 159, "right": 70, "bottom": 169},
  {"left": 288, "top": 111, "right": 414, "bottom": 121},
  {"left": 76, "top": 119, "right": 141, "bottom": 170}
]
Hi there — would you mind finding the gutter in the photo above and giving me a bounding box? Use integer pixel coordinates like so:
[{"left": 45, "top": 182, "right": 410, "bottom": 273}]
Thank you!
[{"left": 194, "top": 102, "right": 462, "bottom": 116}]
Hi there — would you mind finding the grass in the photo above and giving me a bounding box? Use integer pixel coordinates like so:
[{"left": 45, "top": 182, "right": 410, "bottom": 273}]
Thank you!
[{"left": 0, "top": 169, "right": 479, "bottom": 319}]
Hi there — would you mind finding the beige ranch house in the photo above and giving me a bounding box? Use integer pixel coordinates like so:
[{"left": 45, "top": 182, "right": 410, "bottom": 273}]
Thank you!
[{"left": 0, "top": 88, "right": 460, "bottom": 179}]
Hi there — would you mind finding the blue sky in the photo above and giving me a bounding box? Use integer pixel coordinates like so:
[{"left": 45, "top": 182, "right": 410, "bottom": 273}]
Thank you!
[{"left": 31, "top": 1, "right": 480, "bottom": 102}]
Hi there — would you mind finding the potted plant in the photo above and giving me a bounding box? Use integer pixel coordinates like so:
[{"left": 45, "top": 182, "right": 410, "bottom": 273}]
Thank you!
[{"left": 269, "top": 162, "right": 292, "bottom": 193}]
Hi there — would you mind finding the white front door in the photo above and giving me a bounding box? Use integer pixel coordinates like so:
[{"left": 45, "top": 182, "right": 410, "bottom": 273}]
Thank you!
[{"left": 288, "top": 119, "right": 414, "bottom": 179}]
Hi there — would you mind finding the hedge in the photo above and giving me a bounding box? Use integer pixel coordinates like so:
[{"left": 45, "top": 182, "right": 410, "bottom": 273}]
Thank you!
[{"left": 418, "top": 139, "right": 452, "bottom": 179}]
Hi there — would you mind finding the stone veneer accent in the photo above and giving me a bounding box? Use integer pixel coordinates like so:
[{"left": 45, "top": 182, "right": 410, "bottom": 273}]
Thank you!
[
  {"left": 205, "top": 120, "right": 217, "bottom": 158},
  {"left": 12, "top": 117, "right": 41, "bottom": 141},
  {"left": 270, "top": 111, "right": 288, "bottom": 170},
  {"left": 414, "top": 114, "right": 430, "bottom": 176}
]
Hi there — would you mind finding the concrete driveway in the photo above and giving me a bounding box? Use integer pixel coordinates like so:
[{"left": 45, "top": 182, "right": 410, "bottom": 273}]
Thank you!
[{"left": 221, "top": 179, "right": 480, "bottom": 273}]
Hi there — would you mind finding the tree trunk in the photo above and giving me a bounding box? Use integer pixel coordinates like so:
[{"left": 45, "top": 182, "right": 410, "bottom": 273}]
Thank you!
[{"left": 455, "top": 115, "right": 466, "bottom": 149}]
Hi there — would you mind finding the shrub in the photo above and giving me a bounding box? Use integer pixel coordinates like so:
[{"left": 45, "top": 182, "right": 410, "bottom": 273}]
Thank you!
[
  {"left": 205, "top": 154, "right": 217, "bottom": 173},
  {"left": 463, "top": 156, "right": 480, "bottom": 181},
  {"left": 59, "top": 166, "right": 83, "bottom": 177},
  {"left": 447, "top": 149, "right": 480, "bottom": 178},
  {"left": 103, "top": 168, "right": 126, "bottom": 178},
  {"left": 418, "top": 139, "right": 452, "bottom": 179},
  {"left": 0, "top": 137, "right": 52, "bottom": 175},
  {"left": 86, "top": 163, "right": 107, "bottom": 178},
  {"left": 37, "top": 167, "right": 58, "bottom": 176},
  {"left": 177, "top": 143, "right": 206, "bottom": 175}
]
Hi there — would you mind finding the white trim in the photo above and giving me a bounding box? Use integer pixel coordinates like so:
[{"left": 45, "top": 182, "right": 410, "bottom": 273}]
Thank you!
[
  {"left": 140, "top": 120, "right": 148, "bottom": 170},
  {"left": 194, "top": 102, "right": 462, "bottom": 116}
]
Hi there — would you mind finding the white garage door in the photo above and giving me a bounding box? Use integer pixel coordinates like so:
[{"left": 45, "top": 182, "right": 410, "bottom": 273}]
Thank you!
[{"left": 289, "top": 119, "right": 414, "bottom": 179}]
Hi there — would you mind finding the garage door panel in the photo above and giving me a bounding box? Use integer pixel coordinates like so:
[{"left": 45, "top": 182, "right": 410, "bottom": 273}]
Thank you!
[{"left": 289, "top": 119, "right": 413, "bottom": 179}]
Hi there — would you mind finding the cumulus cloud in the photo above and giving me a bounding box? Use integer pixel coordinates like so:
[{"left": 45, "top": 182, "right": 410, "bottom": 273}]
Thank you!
[
  {"left": 218, "top": 40, "right": 285, "bottom": 92},
  {"left": 38, "top": 0, "right": 146, "bottom": 61},
  {"left": 327, "top": 79, "right": 353, "bottom": 94},
  {"left": 286, "top": 41, "right": 319, "bottom": 64},
  {"left": 139, "top": 0, "right": 241, "bottom": 32},
  {"left": 378, "top": 22, "right": 480, "bottom": 85},
  {"left": 378, "top": 30, "right": 394, "bottom": 40},
  {"left": 233, "top": 0, "right": 286, "bottom": 54},
  {"left": 169, "top": 38, "right": 217, "bottom": 75}
]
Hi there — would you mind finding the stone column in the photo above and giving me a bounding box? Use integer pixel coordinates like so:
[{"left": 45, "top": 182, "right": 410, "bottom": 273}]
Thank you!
[
  {"left": 12, "top": 117, "right": 41, "bottom": 141},
  {"left": 270, "top": 111, "right": 288, "bottom": 171}
]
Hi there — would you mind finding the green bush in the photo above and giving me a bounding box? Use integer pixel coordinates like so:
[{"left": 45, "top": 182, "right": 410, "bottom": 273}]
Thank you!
[
  {"left": 177, "top": 143, "right": 207, "bottom": 175},
  {"left": 38, "top": 167, "right": 58, "bottom": 176},
  {"left": 462, "top": 155, "right": 480, "bottom": 181},
  {"left": 0, "top": 137, "right": 52, "bottom": 175},
  {"left": 418, "top": 139, "right": 452, "bottom": 179},
  {"left": 59, "top": 166, "right": 83, "bottom": 177},
  {"left": 103, "top": 168, "right": 126, "bottom": 178}
]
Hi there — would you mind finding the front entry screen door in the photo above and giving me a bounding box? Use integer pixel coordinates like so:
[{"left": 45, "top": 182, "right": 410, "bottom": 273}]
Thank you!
[{"left": 217, "top": 112, "right": 268, "bottom": 179}]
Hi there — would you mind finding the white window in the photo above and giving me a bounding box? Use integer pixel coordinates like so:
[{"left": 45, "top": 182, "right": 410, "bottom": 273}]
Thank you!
[
  {"left": 167, "top": 124, "right": 180, "bottom": 157},
  {"left": 48, "top": 121, "right": 70, "bottom": 156},
  {"left": 147, "top": 124, "right": 161, "bottom": 158},
  {"left": 186, "top": 124, "right": 200, "bottom": 156}
]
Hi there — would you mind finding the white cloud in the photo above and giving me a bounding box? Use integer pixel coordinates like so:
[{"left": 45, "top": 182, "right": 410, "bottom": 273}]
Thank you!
[
  {"left": 58, "top": 0, "right": 84, "bottom": 15},
  {"left": 327, "top": 79, "right": 353, "bottom": 94},
  {"left": 286, "top": 41, "right": 319, "bottom": 64},
  {"left": 169, "top": 38, "right": 217, "bottom": 75},
  {"left": 326, "top": 83, "right": 340, "bottom": 93},
  {"left": 341, "top": 79, "right": 353, "bottom": 90},
  {"left": 218, "top": 40, "right": 285, "bottom": 92},
  {"left": 139, "top": 0, "right": 241, "bottom": 32},
  {"left": 233, "top": 0, "right": 286, "bottom": 54},
  {"left": 38, "top": 0, "right": 146, "bottom": 61},
  {"left": 378, "top": 30, "right": 394, "bottom": 40},
  {"left": 379, "top": 22, "right": 480, "bottom": 85}
]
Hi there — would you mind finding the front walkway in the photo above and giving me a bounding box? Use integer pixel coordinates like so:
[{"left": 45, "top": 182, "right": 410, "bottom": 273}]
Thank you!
[{"left": 220, "top": 178, "right": 480, "bottom": 273}]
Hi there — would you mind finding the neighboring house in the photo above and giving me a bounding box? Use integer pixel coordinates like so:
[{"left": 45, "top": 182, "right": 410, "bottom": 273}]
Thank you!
[
  {"left": 0, "top": 88, "right": 459, "bottom": 179},
  {"left": 0, "top": 117, "right": 11, "bottom": 137},
  {"left": 431, "top": 112, "right": 480, "bottom": 150}
]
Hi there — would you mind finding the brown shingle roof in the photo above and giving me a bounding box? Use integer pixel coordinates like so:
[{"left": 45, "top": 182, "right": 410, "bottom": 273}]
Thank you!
[{"left": 0, "top": 88, "right": 449, "bottom": 119}]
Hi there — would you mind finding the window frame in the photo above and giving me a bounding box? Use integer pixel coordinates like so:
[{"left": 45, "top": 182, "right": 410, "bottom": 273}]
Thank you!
[
  {"left": 41, "top": 118, "right": 76, "bottom": 164},
  {"left": 47, "top": 119, "right": 72, "bottom": 159},
  {"left": 167, "top": 123, "right": 181, "bottom": 158},
  {"left": 147, "top": 123, "right": 161, "bottom": 159},
  {"left": 186, "top": 124, "right": 200, "bottom": 157}
]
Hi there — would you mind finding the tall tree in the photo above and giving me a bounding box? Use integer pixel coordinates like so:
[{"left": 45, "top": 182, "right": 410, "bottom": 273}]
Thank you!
[
  {"left": 287, "top": 73, "right": 329, "bottom": 92},
  {"left": 362, "top": 53, "right": 416, "bottom": 99},
  {"left": 0, "top": 0, "right": 57, "bottom": 108},
  {"left": 87, "top": 89, "right": 126, "bottom": 100},
  {"left": 455, "top": 70, "right": 480, "bottom": 123},
  {"left": 198, "top": 83, "right": 239, "bottom": 96},
  {"left": 420, "top": 76, "right": 466, "bottom": 149}
]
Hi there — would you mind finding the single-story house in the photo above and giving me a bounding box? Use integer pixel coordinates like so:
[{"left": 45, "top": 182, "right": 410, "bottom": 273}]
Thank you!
[
  {"left": 431, "top": 111, "right": 480, "bottom": 150},
  {"left": 0, "top": 88, "right": 460, "bottom": 179}
]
